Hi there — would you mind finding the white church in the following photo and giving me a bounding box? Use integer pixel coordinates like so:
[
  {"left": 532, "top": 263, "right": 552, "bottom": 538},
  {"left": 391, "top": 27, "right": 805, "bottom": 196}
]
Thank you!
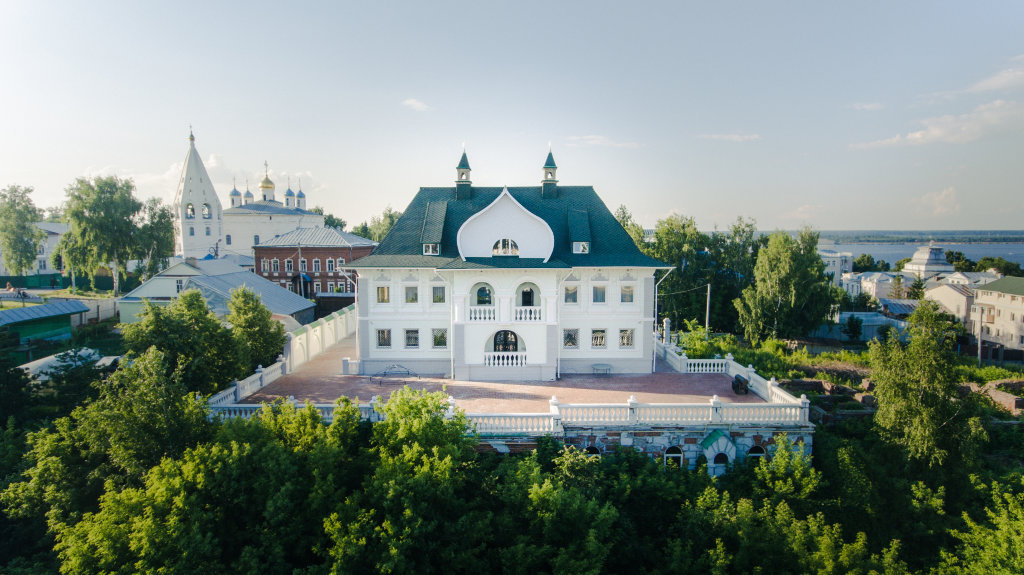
[
  {"left": 351, "top": 151, "right": 670, "bottom": 381},
  {"left": 172, "top": 132, "right": 325, "bottom": 259}
]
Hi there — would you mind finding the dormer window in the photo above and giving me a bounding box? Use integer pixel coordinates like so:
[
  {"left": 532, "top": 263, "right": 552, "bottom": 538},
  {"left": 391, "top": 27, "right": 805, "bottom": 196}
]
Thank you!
[
  {"left": 423, "top": 243, "right": 439, "bottom": 255},
  {"left": 492, "top": 238, "right": 519, "bottom": 256},
  {"left": 573, "top": 241, "right": 590, "bottom": 254}
]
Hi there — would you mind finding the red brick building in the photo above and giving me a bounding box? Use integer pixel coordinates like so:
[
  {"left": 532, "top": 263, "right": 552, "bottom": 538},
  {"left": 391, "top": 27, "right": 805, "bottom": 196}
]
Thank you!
[{"left": 253, "top": 227, "right": 377, "bottom": 299}]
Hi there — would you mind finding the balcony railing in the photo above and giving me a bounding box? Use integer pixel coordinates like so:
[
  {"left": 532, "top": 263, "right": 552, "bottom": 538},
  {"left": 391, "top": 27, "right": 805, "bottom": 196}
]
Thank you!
[
  {"left": 483, "top": 351, "right": 527, "bottom": 367},
  {"left": 514, "top": 306, "right": 543, "bottom": 322},
  {"left": 468, "top": 305, "right": 496, "bottom": 321}
]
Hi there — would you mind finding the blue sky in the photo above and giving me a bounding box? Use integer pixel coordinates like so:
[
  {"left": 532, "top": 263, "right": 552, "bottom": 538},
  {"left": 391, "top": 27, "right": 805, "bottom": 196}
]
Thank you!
[{"left": 2, "top": 1, "right": 1022, "bottom": 230}]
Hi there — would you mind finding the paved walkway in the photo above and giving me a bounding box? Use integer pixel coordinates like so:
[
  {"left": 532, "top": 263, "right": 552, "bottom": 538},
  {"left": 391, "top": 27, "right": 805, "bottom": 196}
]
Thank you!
[{"left": 245, "top": 335, "right": 762, "bottom": 414}]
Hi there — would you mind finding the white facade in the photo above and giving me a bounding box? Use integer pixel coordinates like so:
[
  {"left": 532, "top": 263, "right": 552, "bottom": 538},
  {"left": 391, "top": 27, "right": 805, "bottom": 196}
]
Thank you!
[
  {"left": 818, "top": 249, "right": 852, "bottom": 287},
  {"left": 0, "top": 222, "right": 66, "bottom": 276},
  {"left": 171, "top": 133, "right": 324, "bottom": 260},
  {"left": 972, "top": 278, "right": 1024, "bottom": 353},
  {"left": 925, "top": 283, "right": 974, "bottom": 330}
]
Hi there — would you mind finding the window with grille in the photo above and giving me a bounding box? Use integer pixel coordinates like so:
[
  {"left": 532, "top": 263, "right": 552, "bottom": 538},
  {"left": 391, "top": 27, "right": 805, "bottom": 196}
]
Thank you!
[
  {"left": 619, "top": 329, "right": 634, "bottom": 348},
  {"left": 592, "top": 329, "right": 606, "bottom": 348},
  {"left": 376, "top": 329, "right": 392, "bottom": 348},
  {"left": 405, "top": 329, "right": 419, "bottom": 348},
  {"left": 432, "top": 328, "right": 447, "bottom": 348},
  {"left": 563, "top": 329, "right": 579, "bottom": 349}
]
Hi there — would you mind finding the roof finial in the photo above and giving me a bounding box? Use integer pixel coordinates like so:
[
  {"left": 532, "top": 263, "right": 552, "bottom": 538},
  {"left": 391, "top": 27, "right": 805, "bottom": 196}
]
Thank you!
[
  {"left": 233, "top": 176, "right": 236, "bottom": 189},
  {"left": 245, "top": 177, "right": 249, "bottom": 191},
  {"left": 188, "top": 125, "right": 195, "bottom": 143},
  {"left": 288, "top": 175, "right": 291, "bottom": 189},
  {"left": 548, "top": 140, "right": 552, "bottom": 151},
  {"left": 264, "top": 160, "right": 269, "bottom": 176},
  {"left": 298, "top": 177, "right": 302, "bottom": 190}
]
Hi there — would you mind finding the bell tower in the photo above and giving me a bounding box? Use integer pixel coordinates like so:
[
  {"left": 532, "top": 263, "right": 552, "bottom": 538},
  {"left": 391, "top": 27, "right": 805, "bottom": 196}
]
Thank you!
[
  {"left": 172, "top": 130, "right": 223, "bottom": 258},
  {"left": 542, "top": 149, "right": 558, "bottom": 198},
  {"left": 455, "top": 149, "right": 472, "bottom": 200}
]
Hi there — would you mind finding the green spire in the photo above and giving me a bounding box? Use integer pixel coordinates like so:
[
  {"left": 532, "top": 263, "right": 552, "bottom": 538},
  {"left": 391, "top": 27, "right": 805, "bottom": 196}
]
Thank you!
[
  {"left": 543, "top": 150, "right": 557, "bottom": 169},
  {"left": 457, "top": 151, "right": 471, "bottom": 170}
]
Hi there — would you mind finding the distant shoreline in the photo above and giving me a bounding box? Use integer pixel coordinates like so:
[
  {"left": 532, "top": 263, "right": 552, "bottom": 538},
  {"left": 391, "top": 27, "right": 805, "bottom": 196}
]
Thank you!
[{"left": 814, "top": 231, "right": 1024, "bottom": 244}]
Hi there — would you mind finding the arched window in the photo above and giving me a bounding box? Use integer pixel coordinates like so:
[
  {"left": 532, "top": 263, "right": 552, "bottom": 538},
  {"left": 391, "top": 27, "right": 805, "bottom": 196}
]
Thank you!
[
  {"left": 584, "top": 446, "right": 601, "bottom": 458},
  {"left": 493, "top": 330, "right": 518, "bottom": 352},
  {"left": 202, "top": 204, "right": 211, "bottom": 219},
  {"left": 492, "top": 238, "right": 519, "bottom": 256},
  {"left": 517, "top": 282, "right": 540, "bottom": 307},
  {"left": 474, "top": 284, "right": 493, "bottom": 305},
  {"left": 713, "top": 453, "right": 729, "bottom": 466},
  {"left": 747, "top": 445, "right": 767, "bottom": 460},
  {"left": 185, "top": 204, "right": 195, "bottom": 219},
  {"left": 665, "top": 445, "right": 684, "bottom": 468}
]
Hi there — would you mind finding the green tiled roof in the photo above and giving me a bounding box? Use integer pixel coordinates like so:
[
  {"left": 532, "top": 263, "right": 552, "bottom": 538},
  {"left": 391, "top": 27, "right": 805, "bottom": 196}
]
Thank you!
[
  {"left": 979, "top": 276, "right": 1024, "bottom": 296},
  {"left": 439, "top": 257, "right": 570, "bottom": 270},
  {"left": 350, "top": 185, "right": 669, "bottom": 269},
  {"left": 568, "top": 209, "right": 591, "bottom": 243},
  {"left": 544, "top": 151, "right": 557, "bottom": 169},
  {"left": 420, "top": 201, "right": 447, "bottom": 244},
  {"left": 457, "top": 152, "right": 471, "bottom": 170}
]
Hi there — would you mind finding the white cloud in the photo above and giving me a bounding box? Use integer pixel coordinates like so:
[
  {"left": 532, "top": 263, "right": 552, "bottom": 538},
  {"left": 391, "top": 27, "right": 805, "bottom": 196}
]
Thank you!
[
  {"left": 850, "top": 102, "right": 883, "bottom": 111},
  {"left": 696, "top": 133, "right": 761, "bottom": 142},
  {"left": 917, "top": 187, "right": 960, "bottom": 217},
  {"left": 783, "top": 204, "right": 817, "bottom": 220},
  {"left": 966, "top": 55, "right": 1024, "bottom": 93},
  {"left": 850, "top": 100, "right": 1024, "bottom": 149},
  {"left": 566, "top": 135, "right": 641, "bottom": 148},
  {"left": 401, "top": 98, "right": 431, "bottom": 112}
]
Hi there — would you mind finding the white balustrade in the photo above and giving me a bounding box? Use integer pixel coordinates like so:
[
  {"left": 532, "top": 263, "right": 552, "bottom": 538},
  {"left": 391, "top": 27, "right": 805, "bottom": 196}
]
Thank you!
[
  {"left": 513, "top": 306, "right": 543, "bottom": 322},
  {"left": 634, "top": 404, "right": 712, "bottom": 424},
  {"left": 467, "top": 305, "right": 496, "bottom": 321},
  {"left": 686, "top": 359, "right": 729, "bottom": 373},
  {"left": 483, "top": 351, "right": 527, "bottom": 367},
  {"left": 559, "top": 405, "right": 632, "bottom": 425},
  {"left": 469, "top": 413, "right": 558, "bottom": 435}
]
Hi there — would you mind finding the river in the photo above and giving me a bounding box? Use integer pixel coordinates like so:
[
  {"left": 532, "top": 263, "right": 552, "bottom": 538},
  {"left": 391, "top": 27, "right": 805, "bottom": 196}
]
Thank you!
[{"left": 818, "top": 242, "right": 1024, "bottom": 266}]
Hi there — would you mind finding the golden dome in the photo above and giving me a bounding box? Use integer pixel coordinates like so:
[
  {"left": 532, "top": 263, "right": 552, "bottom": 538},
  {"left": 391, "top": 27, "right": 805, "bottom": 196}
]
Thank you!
[{"left": 259, "top": 175, "right": 274, "bottom": 189}]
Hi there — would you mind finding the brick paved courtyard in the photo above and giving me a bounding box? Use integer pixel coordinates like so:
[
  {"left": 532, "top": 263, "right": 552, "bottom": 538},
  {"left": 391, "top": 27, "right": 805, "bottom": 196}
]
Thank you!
[{"left": 244, "top": 335, "right": 763, "bottom": 413}]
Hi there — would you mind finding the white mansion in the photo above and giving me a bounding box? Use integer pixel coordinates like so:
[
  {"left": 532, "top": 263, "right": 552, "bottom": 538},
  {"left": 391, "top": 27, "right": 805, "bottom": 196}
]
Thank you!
[
  {"left": 172, "top": 132, "right": 325, "bottom": 259},
  {"left": 351, "top": 152, "right": 670, "bottom": 381}
]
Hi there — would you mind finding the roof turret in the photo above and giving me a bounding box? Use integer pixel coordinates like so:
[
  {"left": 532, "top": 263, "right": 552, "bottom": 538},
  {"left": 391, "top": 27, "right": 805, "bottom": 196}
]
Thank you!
[
  {"left": 457, "top": 151, "right": 471, "bottom": 170},
  {"left": 544, "top": 150, "right": 557, "bottom": 169}
]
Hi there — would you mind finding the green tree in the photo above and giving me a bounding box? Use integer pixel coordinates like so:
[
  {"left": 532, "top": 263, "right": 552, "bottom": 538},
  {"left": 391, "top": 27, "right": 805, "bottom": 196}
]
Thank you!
[
  {"left": 226, "top": 286, "right": 286, "bottom": 372},
  {"left": 941, "top": 480, "right": 1024, "bottom": 574},
  {"left": 351, "top": 206, "right": 402, "bottom": 242},
  {"left": 889, "top": 274, "right": 905, "bottom": 299},
  {"left": 734, "top": 228, "right": 832, "bottom": 342},
  {"left": 132, "top": 197, "right": 174, "bottom": 280},
  {"left": 869, "top": 301, "right": 987, "bottom": 469},
  {"left": 310, "top": 205, "right": 347, "bottom": 231},
  {"left": 906, "top": 275, "right": 926, "bottom": 300},
  {"left": 945, "top": 250, "right": 976, "bottom": 272},
  {"left": 121, "top": 290, "right": 245, "bottom": 394},
  {"left": 63, "top": 176, "right": 143, "bottom": 294},
  {"left": 613, "top": 204, "right": 645, "bottom": 248},
  {"left": 840, "top": 315, "right": 864, "bottom": 342},
  {"left": 974, "top": 256, "right": 1023, "bottom": 277},
  {"left": 0, "top": 185, "right": 45, "bottom": 275},
  {"left": 893, "top": 257, "right": 911, "bottom": 272}
]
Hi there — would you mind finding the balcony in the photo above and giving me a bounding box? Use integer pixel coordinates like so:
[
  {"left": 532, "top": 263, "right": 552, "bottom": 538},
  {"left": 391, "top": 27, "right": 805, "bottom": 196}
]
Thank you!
[
  {"left": 468, "top": 305, "right": 496, "bottom": 321},
  {"left": 483, "top": 351, "right": 527, "bottom": 367},
  {"left": 514, "top": 306, "right": 543, "bottom": 322}
]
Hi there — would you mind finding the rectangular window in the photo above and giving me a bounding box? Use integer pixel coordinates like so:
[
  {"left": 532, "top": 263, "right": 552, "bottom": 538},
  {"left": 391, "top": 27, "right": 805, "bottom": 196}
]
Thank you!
[
  {"left": 285, "top": 259, "right": 294, "bottom": 273},
  {"left": 592, "top": 329, "right": 606, "bottom": 348},
  {"left": 37, "top": 244, "right": 45, "bottom": 255},
  {"left": 564, "top": 285, "right": 578, "bottom": 304},
  {"left": 312, "top": 259, "right": 321, "bottom": 272},
  {"left": 254, "top": 235, "right": 259, "bottom": 245},
  {"left": 226, "top": 235, "right": 232, "bottom": 245},
  {"left": 405, "top": 329, "right": 419, "bottom": 348},
  {"left": 175, "top": 279, "right": 184, "bottom": 293},
  {"left": 563, "top": 329, "right": 579, "bottom": 349},
  {"left": 432, "top": 328, "right": 448, "bottom": 349},
  {"left": 592, "top": 285, "right": 606, "bottom": 303},
  {"left": 432, "top": 285, "right": 445, "bottom": 303},
  {"left": 272, "top": 259, "right": 280, "bottom": 272},
  {"left": 377, "top": 286, "right": 390, "bottom": 303},
  {"left": 299, "top": 259, "right": 307, "bottom": 272},
  {"left": 423, "top": 243, "right": 439, "bottom": 255},
  {"left": 337, "top": 258, "right": 346, "bottom": 266},
  {"left": 572, "top": 241, "right": 589, "bottom": 254},
  {"left": 261, "top": 259, "right": 269, "bottom": 272},
  {"left": 376, "top": 329, "right": 392, "bottom": 348},
  {"left": 619, "top": 329, "right": 635, "bottom": 348},
  {"left": 405, "top": 286, "right": 418, "bottom": 303},
  {"left": 620, "top": 285, "right": 634, "bottom": 303},
  {"left": 327, "top": 282, "right": 334, "bottom": 292},
  {"left": 326, "top": 259, "right": 335, "bottom": 272},
  {"left": 314, "top": 281, "right": 321, "bottom": 293},
  {"left": 38, "top": 260, "right": 46, "bottom": 271}
]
